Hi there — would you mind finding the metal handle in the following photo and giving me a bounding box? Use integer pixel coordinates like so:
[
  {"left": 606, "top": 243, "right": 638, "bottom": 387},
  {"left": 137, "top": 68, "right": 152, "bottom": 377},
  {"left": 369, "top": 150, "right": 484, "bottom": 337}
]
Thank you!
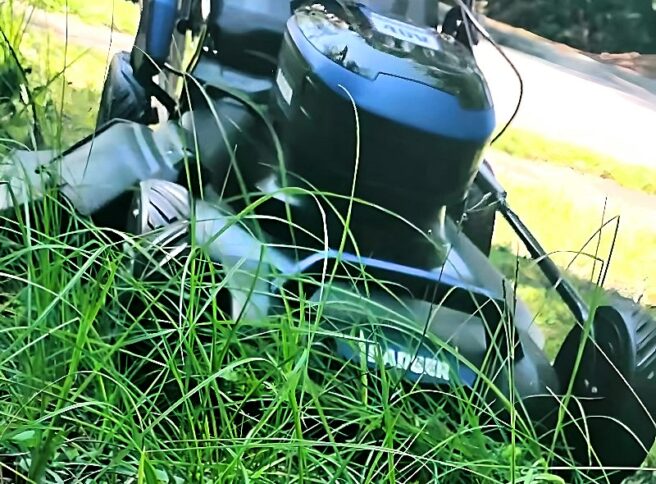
[{"left": 476, "top": 161, "right": 589, "bottom": 324}]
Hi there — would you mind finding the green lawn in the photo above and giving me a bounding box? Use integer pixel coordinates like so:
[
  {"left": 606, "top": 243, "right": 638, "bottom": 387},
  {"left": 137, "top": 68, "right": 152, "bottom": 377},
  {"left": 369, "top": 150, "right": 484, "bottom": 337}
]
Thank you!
[
  {"left": 492, "top": 153, "right": 656, "bottom": 302},
  {"left": 29, "top": 0, "right": 139, "bottom": 34},
  {"left": 1, "top": 3, "right": 105, "bottom": 150},
  {"left": 488, "top": 150, "right": 656, "bottom": 358},
  {"left": 1, "top": 5, "right": 655, "bottom": 483},
  {"left": 493, "top": 127, "right": 656, "bottom": 196}
]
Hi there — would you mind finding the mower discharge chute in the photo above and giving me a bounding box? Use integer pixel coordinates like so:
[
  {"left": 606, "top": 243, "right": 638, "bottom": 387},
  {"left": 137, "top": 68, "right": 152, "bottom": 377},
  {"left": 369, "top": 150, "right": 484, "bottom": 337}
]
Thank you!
[{"left": 1, "top": 1, "right": 655, "bottom": 481}]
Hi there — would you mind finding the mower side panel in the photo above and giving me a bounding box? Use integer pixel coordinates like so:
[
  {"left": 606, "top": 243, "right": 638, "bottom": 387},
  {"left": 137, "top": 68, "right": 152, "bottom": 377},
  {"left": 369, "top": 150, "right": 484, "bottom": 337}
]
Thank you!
[
  {"left": 0, "top": 150, "right": 55, "bottom": 212},
  {"left": 443, "top": 216, "right": 546, "bottom": 351},
  {"left": 312, "top": 283, "right": 487, "bottom": 387},
  {"left": 59, "top": 121, "right": 186, "bottom": 215},
  {"left": 1, "top": 120, "right": 188, "bottom": 224}
]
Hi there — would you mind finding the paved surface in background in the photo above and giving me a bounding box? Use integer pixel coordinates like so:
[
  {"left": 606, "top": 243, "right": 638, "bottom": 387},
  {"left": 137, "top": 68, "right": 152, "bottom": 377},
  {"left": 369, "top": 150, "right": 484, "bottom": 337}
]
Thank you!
[
  {"left": 475, "top": 41, "right": 656, "bottom": 169},
  {"left": 21, "top": 3, "right": 656, "bottom": 169},
  {"left": 400, "top": 1, "right": 656, "bottom": 168}
]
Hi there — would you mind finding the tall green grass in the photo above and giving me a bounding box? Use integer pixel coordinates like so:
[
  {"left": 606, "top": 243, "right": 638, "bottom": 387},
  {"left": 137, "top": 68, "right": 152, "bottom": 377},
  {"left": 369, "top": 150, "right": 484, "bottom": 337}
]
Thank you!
[
  {"left": 0, "top": 204, "right": 572, "bottom": 483},
  {"left": 1, "top": 5, "right": 655, "bottom": 483}
]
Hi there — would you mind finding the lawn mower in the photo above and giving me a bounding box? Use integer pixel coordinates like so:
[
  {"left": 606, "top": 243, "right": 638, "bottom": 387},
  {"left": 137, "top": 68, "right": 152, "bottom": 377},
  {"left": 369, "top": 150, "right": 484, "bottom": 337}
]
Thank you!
[{"left": 1, "top": 0, "right": 655, "bottom": 481}]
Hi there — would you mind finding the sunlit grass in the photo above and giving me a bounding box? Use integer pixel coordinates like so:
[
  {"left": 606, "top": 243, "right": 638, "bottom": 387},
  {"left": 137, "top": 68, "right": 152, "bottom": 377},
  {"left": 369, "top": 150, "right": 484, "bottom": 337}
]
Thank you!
[
  {"left": 18, "top": 30, "right": 106, "bottom": 146},
  {"left": 1, "top": 1, "right": 106, "bottom": 148},
  {"left": 490, "top": 152, "right": 656, "bottom": 307},
  {"left": 27, "top": 0, "right": 139, "bottom": 34},
  {"left": 493, "top": 127, "right": 656, "bottom": 195},
  {"left": 1, "top": 6, "right": 655, "bottom": 483}
]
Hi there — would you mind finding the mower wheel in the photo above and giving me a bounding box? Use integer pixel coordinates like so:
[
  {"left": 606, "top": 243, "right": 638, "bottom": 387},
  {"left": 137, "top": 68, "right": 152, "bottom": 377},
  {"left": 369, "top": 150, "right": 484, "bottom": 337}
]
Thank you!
[{"left": 553, "top": 292, "right": 656, "bottom": 483}]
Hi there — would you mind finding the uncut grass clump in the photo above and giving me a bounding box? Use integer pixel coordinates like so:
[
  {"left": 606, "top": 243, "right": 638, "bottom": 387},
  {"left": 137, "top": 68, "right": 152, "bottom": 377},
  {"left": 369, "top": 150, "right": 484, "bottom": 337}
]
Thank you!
[{"left": 0, "top": 188, "right": 567, "bottom": 483}]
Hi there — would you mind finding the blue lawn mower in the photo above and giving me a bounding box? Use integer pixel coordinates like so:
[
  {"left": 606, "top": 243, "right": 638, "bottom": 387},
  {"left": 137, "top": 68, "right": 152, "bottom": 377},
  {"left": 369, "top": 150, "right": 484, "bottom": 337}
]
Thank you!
[{"left": 1, "top": 1, "right": 655, "bottom": 481}]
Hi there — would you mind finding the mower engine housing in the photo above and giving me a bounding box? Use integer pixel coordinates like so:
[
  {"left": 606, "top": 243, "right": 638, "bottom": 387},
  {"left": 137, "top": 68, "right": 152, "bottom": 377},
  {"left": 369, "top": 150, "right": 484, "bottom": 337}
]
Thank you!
[{"left": 270, "top": 1, "right": 495, "bottom": 232}]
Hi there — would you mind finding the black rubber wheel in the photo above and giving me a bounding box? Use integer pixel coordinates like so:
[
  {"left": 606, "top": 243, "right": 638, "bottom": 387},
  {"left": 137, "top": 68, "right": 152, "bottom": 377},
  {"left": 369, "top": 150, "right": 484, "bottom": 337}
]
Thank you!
[
  {"left": 95, "top": 51, "right": 153, "bottom": 129},
  {"left": 553, "top": 292, "right": 656, "bottom": 483}
]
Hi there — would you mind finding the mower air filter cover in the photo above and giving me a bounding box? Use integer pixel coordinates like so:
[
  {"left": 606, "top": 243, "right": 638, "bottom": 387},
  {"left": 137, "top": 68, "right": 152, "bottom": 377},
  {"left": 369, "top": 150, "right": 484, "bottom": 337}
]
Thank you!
[{"left": 271, "top": 1, "right": 495, "bottom": 225}]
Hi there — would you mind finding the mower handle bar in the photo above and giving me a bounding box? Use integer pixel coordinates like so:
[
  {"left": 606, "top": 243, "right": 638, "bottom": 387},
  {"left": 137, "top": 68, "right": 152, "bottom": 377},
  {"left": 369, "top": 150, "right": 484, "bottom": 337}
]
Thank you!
[{"left": 476, "top": 163, "right": 590, "bottom": 325}]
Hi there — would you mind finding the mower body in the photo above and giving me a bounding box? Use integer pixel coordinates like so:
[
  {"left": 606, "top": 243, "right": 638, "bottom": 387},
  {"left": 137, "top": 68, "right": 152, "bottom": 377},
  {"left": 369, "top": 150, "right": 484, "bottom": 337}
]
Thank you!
[
  {"left": 127, "top": 0, "right": 562, "bottom": 435},
  {"left": 1, "top": 1, "right": 655, "bottom": 480}
]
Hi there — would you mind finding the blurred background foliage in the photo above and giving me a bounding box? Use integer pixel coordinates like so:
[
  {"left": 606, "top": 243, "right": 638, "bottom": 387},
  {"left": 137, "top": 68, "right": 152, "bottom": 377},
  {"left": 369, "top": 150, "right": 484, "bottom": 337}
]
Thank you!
[{"left": 486, "top": 0, "right": 656, "bottom": 53}]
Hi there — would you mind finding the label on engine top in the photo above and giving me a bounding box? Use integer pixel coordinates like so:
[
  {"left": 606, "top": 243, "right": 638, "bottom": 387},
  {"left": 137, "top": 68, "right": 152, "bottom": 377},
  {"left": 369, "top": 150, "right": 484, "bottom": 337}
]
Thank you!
[{"left": 369, "top": 11, "right": 441, "bottom": 51}]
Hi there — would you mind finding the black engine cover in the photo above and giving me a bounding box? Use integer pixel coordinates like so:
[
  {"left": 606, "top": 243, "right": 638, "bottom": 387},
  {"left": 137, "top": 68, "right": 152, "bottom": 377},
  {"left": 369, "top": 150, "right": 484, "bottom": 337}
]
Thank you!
[{"left": 269, "top": 2, "right": 496, "bottom": 234}]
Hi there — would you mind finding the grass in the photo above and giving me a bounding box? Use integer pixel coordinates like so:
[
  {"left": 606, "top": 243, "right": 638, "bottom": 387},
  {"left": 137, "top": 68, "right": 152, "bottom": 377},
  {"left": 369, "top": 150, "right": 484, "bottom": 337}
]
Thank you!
[
  {"left": 0, "top": 1, "right": 107, "bottom": 150},
  {"left": 2, "top": 5, "right": 656, "bottom": 483},
  {"left": 27, "top": 0, "right": 139, "bottom": 35},
  {"left": 15, "top": 28, "right": 107, "bottom": 147},
  {"left": 492, "top": 152, "right": 656, "bottom": 303},
  {"left": 493, "top": 127, "right": 656, "bottom": 196},
  {"left": 486, "top": 150, "right": 656, "bottom": 358},
  {"left": 0, "top": 219, "right": 573, "bottom": 483},
  {"left": 0, "top": 193, "right": 573, "bottom": 481}
]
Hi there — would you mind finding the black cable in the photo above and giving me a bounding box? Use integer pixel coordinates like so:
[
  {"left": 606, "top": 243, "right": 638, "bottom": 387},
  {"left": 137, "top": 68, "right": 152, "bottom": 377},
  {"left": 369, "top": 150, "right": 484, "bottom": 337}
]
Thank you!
[
  {"left": 461, "top": 0, "right": 476, "bottom": 52},
  {"left": 454, "top": 0, "right": 524, "bottom": 145}
]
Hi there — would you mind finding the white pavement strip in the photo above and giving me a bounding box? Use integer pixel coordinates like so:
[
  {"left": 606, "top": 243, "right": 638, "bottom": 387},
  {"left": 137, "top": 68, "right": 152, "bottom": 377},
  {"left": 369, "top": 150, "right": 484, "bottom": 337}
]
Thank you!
[{"left": 475, "top": 41, "right": 656, "bottom": 169}]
